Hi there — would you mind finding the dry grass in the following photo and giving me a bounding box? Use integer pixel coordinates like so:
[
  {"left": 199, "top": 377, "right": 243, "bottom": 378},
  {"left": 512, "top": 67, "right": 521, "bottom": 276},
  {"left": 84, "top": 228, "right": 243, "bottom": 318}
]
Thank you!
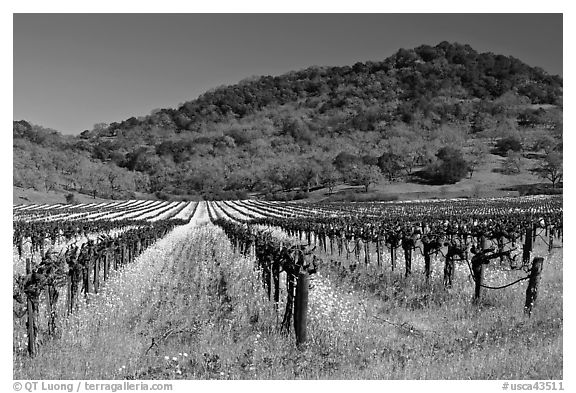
[
  {"left": 14, "top": 222, "right": 562, "bottom": 380},
  {"left": 13, "top": 186, "right": 111, "bottom": 205}
]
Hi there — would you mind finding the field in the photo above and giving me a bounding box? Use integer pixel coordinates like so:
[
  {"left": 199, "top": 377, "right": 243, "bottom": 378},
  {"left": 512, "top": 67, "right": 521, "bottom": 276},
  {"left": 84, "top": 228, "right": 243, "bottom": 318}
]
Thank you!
[{"left": 13, "top": 196, "right": 563, "bottom": 380}]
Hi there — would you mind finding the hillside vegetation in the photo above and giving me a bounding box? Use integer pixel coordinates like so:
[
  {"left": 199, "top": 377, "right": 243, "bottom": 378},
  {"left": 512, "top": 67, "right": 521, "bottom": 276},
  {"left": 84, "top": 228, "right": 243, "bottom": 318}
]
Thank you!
[{"left": 13, "top": 42, "right": 562, "bottom": 201}]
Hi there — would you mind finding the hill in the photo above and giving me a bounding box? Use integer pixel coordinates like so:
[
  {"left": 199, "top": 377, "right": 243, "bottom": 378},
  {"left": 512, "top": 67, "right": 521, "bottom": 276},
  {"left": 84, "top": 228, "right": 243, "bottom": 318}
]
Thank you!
[{"left": 13, "top": 42, "right": 563, "bottom": 201}]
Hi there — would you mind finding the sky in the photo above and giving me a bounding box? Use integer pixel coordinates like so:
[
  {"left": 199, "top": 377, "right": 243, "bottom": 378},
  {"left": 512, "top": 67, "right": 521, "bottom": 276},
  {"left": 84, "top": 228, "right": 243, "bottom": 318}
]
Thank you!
[{"left": 13, "top": 13, "right": 563, "bottom": 135}]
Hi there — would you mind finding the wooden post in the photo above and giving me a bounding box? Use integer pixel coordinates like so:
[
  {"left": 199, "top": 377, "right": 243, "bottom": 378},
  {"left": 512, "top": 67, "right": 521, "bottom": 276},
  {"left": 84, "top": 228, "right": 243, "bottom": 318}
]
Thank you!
[
  {"left": 85, "top": 259, "right": 92, "bottom": 298},
  {"left": 376, "top": 239, "right": 381, "bottom": 267},
  {"left": 47, "top": 285, "right": 59, "bottom": 337},
  {"left": 472, "top": 236, "right": 488, "bottom": 301},
  {"left": 26, "top": 295, "right": 37, "bottom": 357},
  {"left": 25, "top": 258, "right": 38, "bottom": 357},
  {"left": 273, "top": 260, "right": 280, "bottom": 309},
  {"left": 94, "top": 255, "right": 100, "bottom": 293},
  {"left": 103, "top": 252, "right": 109, "bottom": 281},
  {"left": 390, "top": 246, "right": 396, "bottom": 271},
  {"left": 281, "top": 274, "right": 296, "bottom": 333},
  {"left": 522, "top": 227, "right": 533, "bottom": 265},
  {"left": 294, "top": 271, "right": 309, "bottom": 347},
  {"left": 66, "top": 272, "right": 72, "bottom": 315},
  {"left": 525, "top": 257, "right": 544, "bottom": 316}
]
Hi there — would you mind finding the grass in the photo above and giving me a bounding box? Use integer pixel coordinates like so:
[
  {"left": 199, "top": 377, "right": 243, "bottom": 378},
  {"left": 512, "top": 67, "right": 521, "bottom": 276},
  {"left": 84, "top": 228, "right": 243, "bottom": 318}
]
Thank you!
[
  {"left": 13, "top": 186, "right": 111, "bottom": 205},
  {"left": 14, "top": 220, "right": 562, "bottom": 380}
]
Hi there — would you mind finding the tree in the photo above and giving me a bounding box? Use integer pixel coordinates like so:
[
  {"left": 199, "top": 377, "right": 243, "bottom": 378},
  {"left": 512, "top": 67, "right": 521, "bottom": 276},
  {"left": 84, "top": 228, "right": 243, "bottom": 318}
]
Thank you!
[
  {"left": 299, "top": 159, "right": 322, "bottom": 192},
  {"left": 424, "top": 146, "right": 469, "bottom": 184},
  {"left": 347, "top": 164, "right": 382, "bottom": 192},
  {"left": 494, "top": 136, "right": 522, "bottom": 156},
  {"left": 532, "top": 133, "right": 558, "bottom": 155},
  {"left": 320, "top": 163, "right": 341, "bottom": 194},
  {"left": 378, "top": 152, "right": 403, "bottom": 182},
  {"left": 333, "top": 151, "right": 360, "bottom": 172},
  {"left": 532, "top": 151, "right": 563, "bottom": 188},
  {"left": 502, "top": 150, "right": 523, "bottom": 175},
  {"left": 65, "top": 193, "right": 77, "bottom": 204},
  {"left": 465, "top": 141, "right": 489, "bottom": 178},
  {"left": 85, "top": 169, "right": 108, "bottom": 199}
]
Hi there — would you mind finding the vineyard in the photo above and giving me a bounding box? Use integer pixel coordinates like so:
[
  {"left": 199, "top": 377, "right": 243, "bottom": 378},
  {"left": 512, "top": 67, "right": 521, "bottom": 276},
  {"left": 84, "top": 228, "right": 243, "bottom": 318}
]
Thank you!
[{"left": 13, "top": 195, "right": 563, "bottom": 379}]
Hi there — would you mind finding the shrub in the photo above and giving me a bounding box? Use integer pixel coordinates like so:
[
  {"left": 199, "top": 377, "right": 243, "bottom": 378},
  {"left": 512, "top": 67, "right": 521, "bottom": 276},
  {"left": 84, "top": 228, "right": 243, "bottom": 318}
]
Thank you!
[
  {"left": 494, "top": 137, "right": 522, "bottom": 156},
  {"left": 65, "top": 193, "right": 76, "bottom": 204},
  {"left": 422, "top": 146, "right": 469, "bottom": 184}
]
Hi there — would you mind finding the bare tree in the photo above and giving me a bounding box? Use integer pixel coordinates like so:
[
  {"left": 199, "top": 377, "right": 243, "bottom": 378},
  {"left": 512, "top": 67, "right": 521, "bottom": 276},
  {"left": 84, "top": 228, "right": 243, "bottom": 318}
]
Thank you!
[{"left": 532, "top": 151, "right": 563, "bottom": 188}]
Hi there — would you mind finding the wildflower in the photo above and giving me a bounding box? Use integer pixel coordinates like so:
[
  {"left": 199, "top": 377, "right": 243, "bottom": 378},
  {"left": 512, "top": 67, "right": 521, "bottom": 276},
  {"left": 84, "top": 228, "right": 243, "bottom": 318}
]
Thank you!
[
  {"left": 183, "top": 353, "right": 188, "bottom": 357},
  {"left": 164, "top": 356, "right": 169, "bottom": 360},
  {"left": 172, "top": 357, "right": 178, "bottom": 361}
]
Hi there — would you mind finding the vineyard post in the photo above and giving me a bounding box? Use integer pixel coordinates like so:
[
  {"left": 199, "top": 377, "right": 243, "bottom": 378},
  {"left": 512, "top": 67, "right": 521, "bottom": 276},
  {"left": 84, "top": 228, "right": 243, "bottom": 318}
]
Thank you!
[
  {"left": 364, "top": 240, "right": 370, "bottom": 265},
  {"left": 85, "top": 255, "right": 92, "bottom": 299},
  {"left": 523, "top": 227, "right": 533, "bottom": 265},
  {"left": 472, "top": 236, "right": 488, "bottom": 301},
  {"left": 294, "top": 270, "right": 309, "bottom": 347},
  {"left": 94, "top": 255, "right": 100, "bottom": 294},
  {"left": 66, "top": 268, "right": 72, "bottom": 314},
  {"left": 47, "top": 284, "right": 59, "bottom": 337},
  {"left": 548, "top": 226, "right": 554, "bottom": 252},
  {"left": 524, "top": 257, "right": 544, "bottom": 316},
  {"left": 273, "top": 260, "right": 280, "bottom": 309},
  {"left": 103, "top": 250, "right": 109, "bottom": 282},
  {"left": 376, "top": 238, "right": 381, "bottom": 266},
  {"left": 25, "top": 258, "right": 37, "bottom": 357},
  {"left": 390, "top": 245, "right": 396, "bottom": 271},
  {"left": 281, "top": 274, "right": 296, "bottom": 334}
]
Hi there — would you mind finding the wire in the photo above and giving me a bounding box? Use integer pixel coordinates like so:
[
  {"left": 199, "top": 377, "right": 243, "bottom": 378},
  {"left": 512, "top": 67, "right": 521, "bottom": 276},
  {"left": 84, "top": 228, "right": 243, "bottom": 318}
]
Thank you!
[{"left": 464, "top": 258, "right": 531, "bottom": 290}]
